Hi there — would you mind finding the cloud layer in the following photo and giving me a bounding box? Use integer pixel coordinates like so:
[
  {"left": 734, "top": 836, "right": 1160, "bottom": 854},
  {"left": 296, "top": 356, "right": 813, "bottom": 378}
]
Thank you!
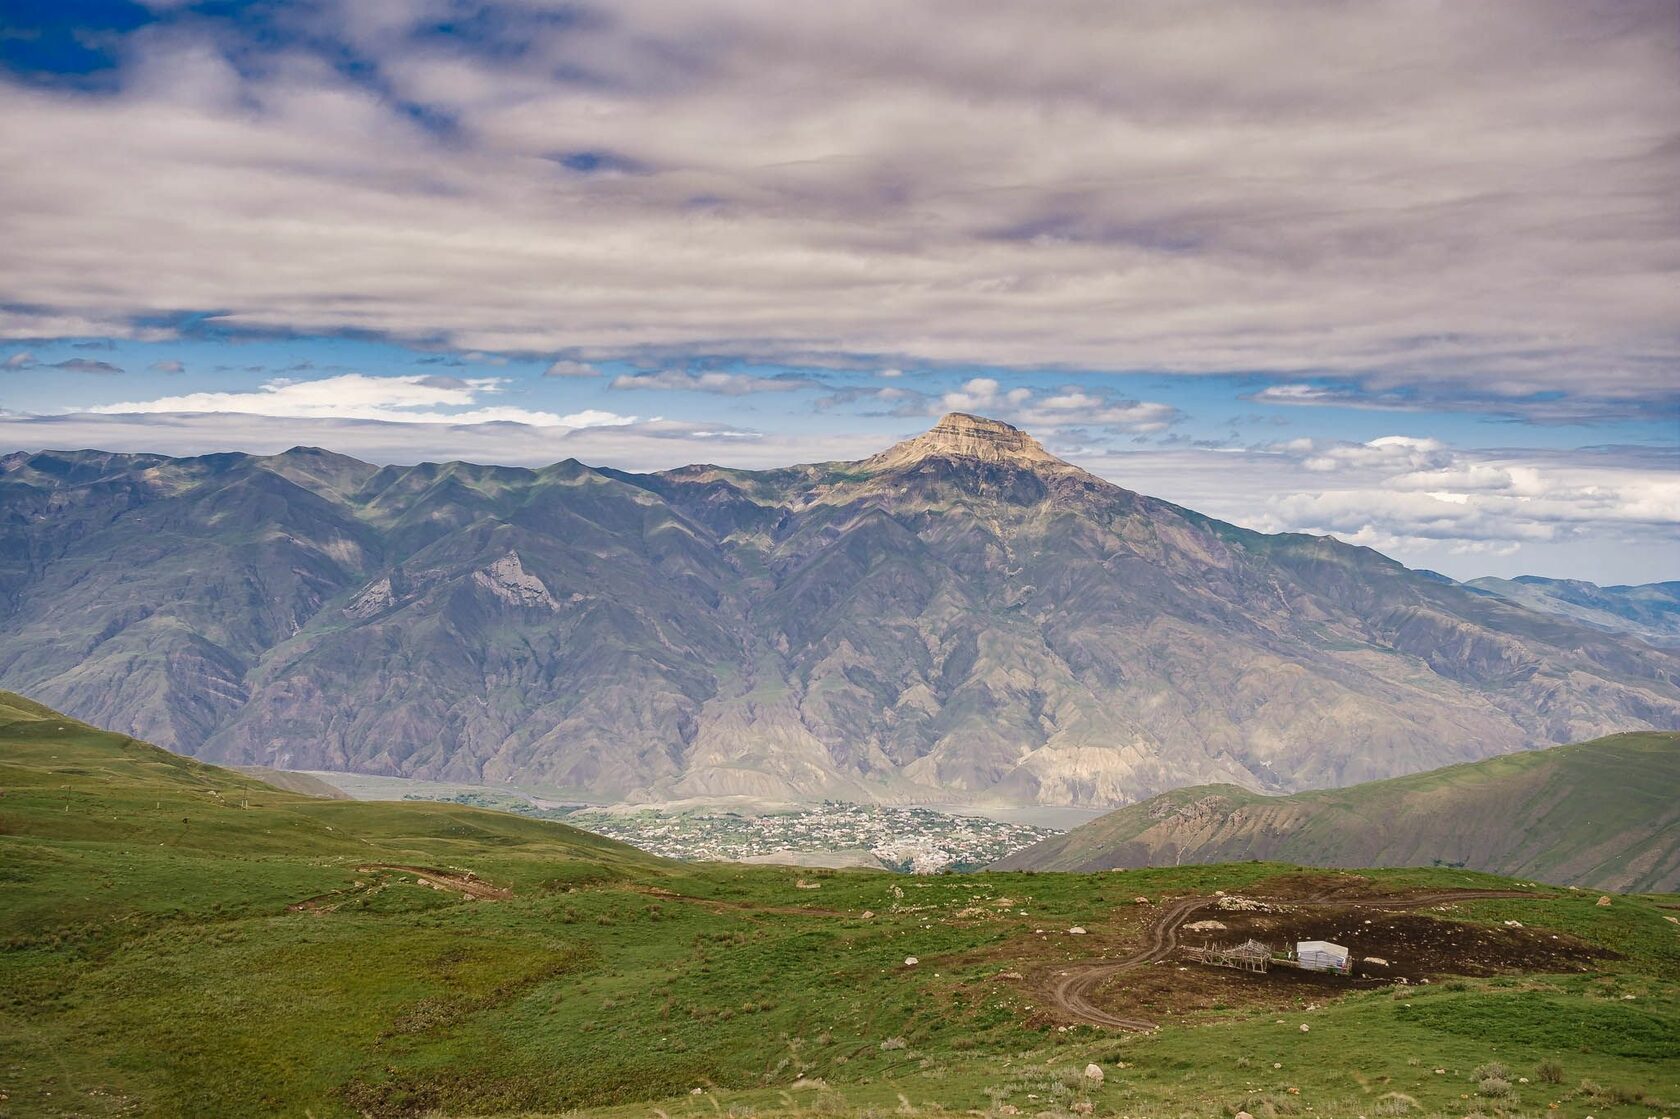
[
  {"left": 86, "top": 372, "right": 635, "bottom": 428},
  {"left": 1073, "top": 436, "right": 1680, "bottom": 581},
  {"left": 1, "top": 1, "right": 1675, "bottom": 414}
]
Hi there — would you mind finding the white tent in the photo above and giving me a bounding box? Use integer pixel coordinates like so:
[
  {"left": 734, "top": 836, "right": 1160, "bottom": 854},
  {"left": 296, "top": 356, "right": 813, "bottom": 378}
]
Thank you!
[{"left": 1295, "top": 940, "right": 1350, "bottom": 972}]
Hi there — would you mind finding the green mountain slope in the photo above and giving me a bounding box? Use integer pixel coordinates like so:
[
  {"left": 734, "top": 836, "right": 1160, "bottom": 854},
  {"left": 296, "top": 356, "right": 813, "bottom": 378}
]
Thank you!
[
  {"left": 0, "top": 688, "right": 663, "bottom": 930},
  {"left": 992, "top": 731, "right": 1680, "bottom": 890},
  {"left": 3, "top": 694, "right": 1677, "bottom": 1118},
  {"left": 230, "top": 765, "right": 352, "bottom": 798},
  {"left": 3, "top": 415, "right": 1677, "bottom": 806}
]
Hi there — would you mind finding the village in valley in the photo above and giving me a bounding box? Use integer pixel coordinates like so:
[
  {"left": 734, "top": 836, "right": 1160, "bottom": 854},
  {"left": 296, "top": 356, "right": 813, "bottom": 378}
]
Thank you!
[
  {"left": 407, "top": 793, "right": 1057, "bottom": 872},
  {"left": 565, "top": 802, "right": 1059, "bottom": 871}
]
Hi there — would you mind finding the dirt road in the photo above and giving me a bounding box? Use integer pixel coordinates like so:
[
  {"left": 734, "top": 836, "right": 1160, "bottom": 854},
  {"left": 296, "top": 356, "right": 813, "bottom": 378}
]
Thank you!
[
  {"left": 1045, "top": 887, "right": 1535, "bottom": 1031},
  {"left": 1047, "top": 894, "right": 1216, "bottom": 1030}
]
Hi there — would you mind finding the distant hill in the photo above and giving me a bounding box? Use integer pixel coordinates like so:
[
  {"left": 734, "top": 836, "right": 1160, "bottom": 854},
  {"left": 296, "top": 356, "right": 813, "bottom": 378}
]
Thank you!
[
  {"left": 991, "top": 731, "right": 1680, "bottom": 891},
  {"left": 4, "top": 415, "right": 1677, "bottom": 807},
  {"left": 0, "top": 689, "right": 661, "bottom": 876},
  {"left": 232, "top": 766, "right": 352, "bottom": 799},
  {"left": 1465, "top": 576, "right": 1680, "bottom": 648}
]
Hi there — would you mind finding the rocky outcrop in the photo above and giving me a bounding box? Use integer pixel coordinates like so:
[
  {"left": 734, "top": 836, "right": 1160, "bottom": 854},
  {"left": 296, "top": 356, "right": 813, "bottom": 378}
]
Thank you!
[
  {"left": 344, "top": 576, "right": 397, "bottom": 619},
  {"left": 471, "top": 551, "right": 561, "bottom": 611},
  {"left": 862, "top": 412, "right": 1076, "bottom": 474}
]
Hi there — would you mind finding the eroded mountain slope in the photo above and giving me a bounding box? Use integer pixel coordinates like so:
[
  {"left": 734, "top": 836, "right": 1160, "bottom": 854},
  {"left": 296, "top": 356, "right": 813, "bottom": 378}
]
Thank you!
[{"left": 2, "top": 415, "right": 1675, "bottom": 805}]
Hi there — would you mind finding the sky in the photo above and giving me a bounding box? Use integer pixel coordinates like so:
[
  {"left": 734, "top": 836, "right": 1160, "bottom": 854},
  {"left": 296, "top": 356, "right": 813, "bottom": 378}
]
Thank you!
[{"left": 0, "top": 1, "right": 1675, "bottom": 584}]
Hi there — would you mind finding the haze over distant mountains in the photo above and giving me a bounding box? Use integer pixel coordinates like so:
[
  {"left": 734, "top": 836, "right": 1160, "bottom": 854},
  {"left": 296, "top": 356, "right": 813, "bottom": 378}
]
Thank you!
[
  {"left": 2, "top": 413, "right": 1676, "bottom": 807},
  {"left": 1464, "top": 576, "right": 1680, "bottom": 648}
]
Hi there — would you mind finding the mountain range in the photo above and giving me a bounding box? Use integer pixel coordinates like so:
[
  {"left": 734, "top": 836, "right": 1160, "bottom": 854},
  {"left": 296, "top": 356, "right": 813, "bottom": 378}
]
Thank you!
[
  {"left": 1465, "top": 575, "right": 1680, "bottom": 648},
  {"left": 991, "top": 730, "right": 1680, "bottom": 891},
  {"left": 2, "top": 413, "right": 1676, "bottom": 806}
]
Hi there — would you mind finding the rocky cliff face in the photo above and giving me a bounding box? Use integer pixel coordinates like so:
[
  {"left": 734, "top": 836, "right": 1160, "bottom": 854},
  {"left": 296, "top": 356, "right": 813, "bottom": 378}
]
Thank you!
[
  {"left": 2, "top": 417, "right": 1676, "bottom": 806},
  {"left": 862, "top": 412, "right": 1076, "bottom": 474}
]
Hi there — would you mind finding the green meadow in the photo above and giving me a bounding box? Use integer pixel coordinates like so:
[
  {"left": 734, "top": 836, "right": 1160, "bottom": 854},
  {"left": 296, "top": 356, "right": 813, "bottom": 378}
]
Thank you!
[{"left": 2, "top": 692, "right": 1675, "bottom": 1119}]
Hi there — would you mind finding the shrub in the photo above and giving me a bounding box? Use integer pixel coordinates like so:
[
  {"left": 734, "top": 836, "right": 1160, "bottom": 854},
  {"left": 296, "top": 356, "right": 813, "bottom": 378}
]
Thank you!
[
  {"left": 1595, "top": 1084, "right": 1650, "bottom": 1106},
  {"left": 1536, "top": 1058, "right": 1563, "bottom": 1084},
  {"left": 1472, "top": 1061, "right": 1510, "bottom": 1082},
  {"left": 1052, "top": 1066, "right": 1088, "bottom": 1092},
  {"left": 1476, "top": 1077, "right": 1513, "bottom": 1099},
  {"left": 1371, "top": 1092, "right": 1416, "bottom": 1117}
]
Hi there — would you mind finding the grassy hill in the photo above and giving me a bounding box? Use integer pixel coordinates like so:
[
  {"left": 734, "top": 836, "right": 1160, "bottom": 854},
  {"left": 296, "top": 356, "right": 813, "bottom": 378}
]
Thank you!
[
  {"left": 992, "top": 732, "right": 1680, "bottom": 890},
  {"left": 2, "top": 693, "right": 1677, "bottom": 1117},
  {"left": 229, "top": 765, "right": 352, "bottom": 798}
]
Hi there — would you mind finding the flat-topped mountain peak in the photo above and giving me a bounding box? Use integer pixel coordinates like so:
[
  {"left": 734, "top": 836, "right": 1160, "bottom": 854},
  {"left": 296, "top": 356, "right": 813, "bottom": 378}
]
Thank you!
[{"left": 864, "top": 412, "right": 1071, "bottom": 472}]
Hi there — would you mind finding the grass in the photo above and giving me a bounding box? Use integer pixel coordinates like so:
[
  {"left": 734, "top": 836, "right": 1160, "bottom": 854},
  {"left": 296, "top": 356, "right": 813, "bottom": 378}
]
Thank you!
[{"left": 2, "top": 693, "right": 1677, "bottom": 1117}]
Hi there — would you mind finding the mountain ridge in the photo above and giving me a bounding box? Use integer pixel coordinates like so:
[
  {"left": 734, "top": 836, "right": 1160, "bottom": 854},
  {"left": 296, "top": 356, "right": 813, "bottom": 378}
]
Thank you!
[
  {"left": 2, "top": 415, "right": 1676, "bottom": 807},
  {"left": 1466, "top": 574, "right": 1680, "bottom": 648},
  {"left": 989, "top": 729, "right": 1680, "bottom": 891}
]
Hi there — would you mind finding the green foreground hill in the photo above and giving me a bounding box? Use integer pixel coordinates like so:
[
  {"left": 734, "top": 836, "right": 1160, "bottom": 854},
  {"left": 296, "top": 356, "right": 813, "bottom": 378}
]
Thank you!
[
  {"left": 992, "top": 732, "right": 1680, "bottom": 890},
  {"left": 2, "top": 692, "right": 1677, "bottom": 1118}
]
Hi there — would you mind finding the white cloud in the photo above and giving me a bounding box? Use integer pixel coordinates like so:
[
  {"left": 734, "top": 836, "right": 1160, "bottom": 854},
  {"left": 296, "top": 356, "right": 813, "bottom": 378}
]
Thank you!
[
  {"left": 149, "top": 359, "right": 186, "bottom": 373},
  {"left": 543, "top": 360, "right": 600, "bottom": 378},
  {"left": 941, "top": 377, "right": 1031, "bottom": 414},
  {"left": 49, "top": 358, "right": 125, "bottom": 375},
  {"left": 1246, "top": 442, "right": 1679, "bottom": 550},
  {"left": 84, "top": 372, "right": 636, "bottom": 428},
  {"left": 0, "top": 2, "right": 1672, "bottom": 411},
  {"left": 930, "top": 377, "right": 1182, "bottom": 434},
  {"left": 609, "top": 370, "right": 820, "bottom": 395},
  {"left": 554, "top": 409, "right": 637, "bottom": 429},
  {"left": 1046, "top": 432, "right": 1679, "bottom": 582},
  {"left": 1251, "top": 384, "right": 1330, "bottom": 404},
  {"left": 4, "top": 352, "right": 34, "bottom": 369},
  {"left": 1302, "top": 435, "right": 1449, "bottom": 473}
]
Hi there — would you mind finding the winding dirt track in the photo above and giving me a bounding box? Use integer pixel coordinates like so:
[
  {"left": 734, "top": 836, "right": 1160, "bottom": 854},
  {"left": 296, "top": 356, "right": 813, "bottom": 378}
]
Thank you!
[
  {"left": 1047, "top": 895, "right": 1216, "bottom": 1030},
  {"left": 1046, "top": 888, "right": 1534, "bottom": 1031}
]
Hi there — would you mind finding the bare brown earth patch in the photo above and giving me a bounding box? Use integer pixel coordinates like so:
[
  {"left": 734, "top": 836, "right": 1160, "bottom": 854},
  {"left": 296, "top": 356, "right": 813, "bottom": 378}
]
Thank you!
[
  {"left": 979, "top": 876, "right": 1595, "bottom": 1030},
  {"left": 1182, "top": 906, "right": 1608, "bottom": 984},
  {"left": 1080, "top": 954, "right": 1359, "bottom": 1024}
]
